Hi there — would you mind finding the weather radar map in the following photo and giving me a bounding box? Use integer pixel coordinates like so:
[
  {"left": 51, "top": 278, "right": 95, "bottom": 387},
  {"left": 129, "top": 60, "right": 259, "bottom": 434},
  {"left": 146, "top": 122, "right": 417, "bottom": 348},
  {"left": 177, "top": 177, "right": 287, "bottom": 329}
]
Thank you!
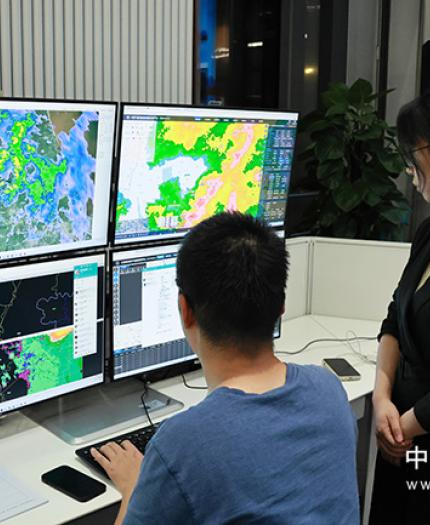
[
  {"left": 0, "top": 109, "right": 99, "bottom": 253},
  {"left": 0, "top": 272, "right": 81, "bottom": 403},
  {"left": 116, "top": 117, "right": 269, "bottom": 239}
]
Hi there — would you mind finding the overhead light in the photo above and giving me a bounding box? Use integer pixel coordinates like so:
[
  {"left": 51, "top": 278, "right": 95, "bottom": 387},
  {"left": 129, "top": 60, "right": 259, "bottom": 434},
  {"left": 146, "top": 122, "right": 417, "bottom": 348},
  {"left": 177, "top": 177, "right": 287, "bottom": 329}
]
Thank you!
[
  {"left": 247, "top": 41, "right": 263, "bottom": 48},
  {"left": 304, "top": 67, "right": 317, "bottom": 75}
]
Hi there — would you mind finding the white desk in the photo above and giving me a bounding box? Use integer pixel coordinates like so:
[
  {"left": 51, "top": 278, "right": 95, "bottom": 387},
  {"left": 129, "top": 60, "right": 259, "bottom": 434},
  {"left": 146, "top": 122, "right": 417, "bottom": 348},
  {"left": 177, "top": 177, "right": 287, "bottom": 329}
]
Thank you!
[{"left": 0, "top": 315, "right": 377, "bottom": 525}]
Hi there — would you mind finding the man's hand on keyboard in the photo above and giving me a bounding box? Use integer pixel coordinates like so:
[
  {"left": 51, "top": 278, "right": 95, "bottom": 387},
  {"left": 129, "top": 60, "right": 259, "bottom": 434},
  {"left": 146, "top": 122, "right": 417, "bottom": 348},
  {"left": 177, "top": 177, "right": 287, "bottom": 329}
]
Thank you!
[{"left": 90, "top": 440, "right": 144, "bottom": 500}]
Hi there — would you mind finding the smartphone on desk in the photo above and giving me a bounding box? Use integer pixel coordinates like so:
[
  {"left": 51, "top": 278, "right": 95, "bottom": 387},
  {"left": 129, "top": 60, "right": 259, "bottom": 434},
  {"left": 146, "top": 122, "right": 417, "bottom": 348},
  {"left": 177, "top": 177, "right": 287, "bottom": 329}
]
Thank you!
[
  {"left": 41, "top": 465, "right": 106, "bottom": 502},
  {"left": 322, "top": 358, "right": 361, "bottom": 382}
]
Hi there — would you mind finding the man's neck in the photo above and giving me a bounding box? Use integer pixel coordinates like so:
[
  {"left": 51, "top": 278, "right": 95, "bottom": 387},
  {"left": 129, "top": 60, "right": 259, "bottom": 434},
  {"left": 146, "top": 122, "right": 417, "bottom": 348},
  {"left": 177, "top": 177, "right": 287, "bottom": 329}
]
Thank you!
[{"left": 199, "top": 342, "right": 287, "bottom": 394}]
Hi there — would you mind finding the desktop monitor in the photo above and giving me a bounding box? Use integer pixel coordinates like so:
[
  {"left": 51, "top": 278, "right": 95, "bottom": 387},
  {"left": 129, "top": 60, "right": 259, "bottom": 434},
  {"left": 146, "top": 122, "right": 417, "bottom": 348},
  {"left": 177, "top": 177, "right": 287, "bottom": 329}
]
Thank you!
[
  {"left": 114, "top": 104, "right": 298, "bottom": 244},
  {"left": 0, "top": 99, "right": 117, "bottom": 261},
  {"left": 112, "top": 245, "right": 193, "bottom": 380},
  {"left": 0, "top": 253, "right": 105, "bottom": 415},
  {"left": 112, "top": 245, "right": 282, "bottom": 381}
]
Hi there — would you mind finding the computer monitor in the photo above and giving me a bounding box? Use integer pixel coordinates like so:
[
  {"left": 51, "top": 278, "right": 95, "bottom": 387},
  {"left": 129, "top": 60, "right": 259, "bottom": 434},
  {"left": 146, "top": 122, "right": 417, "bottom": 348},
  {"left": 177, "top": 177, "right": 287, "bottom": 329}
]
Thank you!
[
  {"left": 0, "top": 253, "right": 105, "bottom": 415},
  {"left": 112, "top": 245, "right": 282, "bottom": 381},
  {"left": 112, "top": 245, "right": 193, "bottom": 380},
  {"left": 114, "top": 104, "right": 298, "bottom": 244},
  {"left": 0, "top": 99, "right": 117, "bottom": 261}
]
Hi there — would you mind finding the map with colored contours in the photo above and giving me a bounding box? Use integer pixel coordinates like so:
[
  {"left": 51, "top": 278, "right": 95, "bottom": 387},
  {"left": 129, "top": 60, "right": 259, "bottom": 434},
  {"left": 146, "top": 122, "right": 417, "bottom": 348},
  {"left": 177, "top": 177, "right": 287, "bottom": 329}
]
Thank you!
[
  {"left": 0, "top": 328, "right": 80, "bottom": 398},
  {"left": 0, "top": 272, "right": 80, "bottom": 402},
  {"left": 0, "top": 109, "right": 99, "bottom": 253},
  {"left": 116, "top": 119, "right": 269, "bottom": 236}
]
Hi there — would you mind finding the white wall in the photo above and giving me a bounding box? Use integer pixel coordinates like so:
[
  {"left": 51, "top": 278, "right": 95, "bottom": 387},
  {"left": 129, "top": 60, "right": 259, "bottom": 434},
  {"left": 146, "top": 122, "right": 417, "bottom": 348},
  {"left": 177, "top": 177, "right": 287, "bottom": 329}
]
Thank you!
[
  {"left": 384, "top": 0, "right": 422, "bottom": 222},
  {"left": 0, "top": 0, "right": 193, "bottom": 103},
  {"left": 285, "top": 237, "right": 411, "bottom": 322},
  {"left": 284, "top": 238, "right": 311, "bottom": 320},
  {"left": 385, "top": 0, "right": 421, "bottom": 126},
  {"left": 346, "top": 0, "right": 379, "bottom": 88},
  {"left": 310, "top": 238, "right": 410, "bottom": 321}
]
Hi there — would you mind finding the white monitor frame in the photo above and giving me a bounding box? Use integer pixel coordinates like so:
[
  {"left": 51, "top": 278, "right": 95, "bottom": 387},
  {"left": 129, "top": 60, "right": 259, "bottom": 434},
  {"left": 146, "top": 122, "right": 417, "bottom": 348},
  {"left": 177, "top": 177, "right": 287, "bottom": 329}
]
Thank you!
[
  {"left": 0, "top": 253, "right": 106, "bottom": 415},
  {"left": 114, "top": 103, "right": 298, "bottom": 245},
  {"left": 0, "top": 98, "right": 117, "bottom": 261}
]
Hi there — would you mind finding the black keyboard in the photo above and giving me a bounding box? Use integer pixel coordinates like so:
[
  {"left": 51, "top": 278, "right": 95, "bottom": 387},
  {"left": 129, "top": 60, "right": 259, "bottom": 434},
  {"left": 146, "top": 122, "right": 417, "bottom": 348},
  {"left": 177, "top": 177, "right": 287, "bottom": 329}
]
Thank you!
[{"left": 75, "top": 423, "right": 160, "bottom": 478}]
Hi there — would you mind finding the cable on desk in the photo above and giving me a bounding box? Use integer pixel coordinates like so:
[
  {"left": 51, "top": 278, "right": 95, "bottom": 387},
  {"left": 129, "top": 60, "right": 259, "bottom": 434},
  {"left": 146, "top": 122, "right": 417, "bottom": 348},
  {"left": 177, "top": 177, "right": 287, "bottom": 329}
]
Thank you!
[
  {"left": 140, "top": 383, "right": 155, "bottom": 428},
  {"left": 275, "top": 336, "right": 377, "bottom": 357},
  {"left": 343, "top": 330, "right": 377, "bottom": 365},
  {"left": 181, "top": 374, "right": 207, "bottom": 390}
]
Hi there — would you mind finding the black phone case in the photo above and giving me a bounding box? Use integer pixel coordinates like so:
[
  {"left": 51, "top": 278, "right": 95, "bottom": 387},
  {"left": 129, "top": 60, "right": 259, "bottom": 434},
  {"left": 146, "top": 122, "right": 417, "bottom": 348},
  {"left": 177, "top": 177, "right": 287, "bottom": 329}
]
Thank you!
[{"left": 41, "top": 466, "right": 106, "bottom": 502}]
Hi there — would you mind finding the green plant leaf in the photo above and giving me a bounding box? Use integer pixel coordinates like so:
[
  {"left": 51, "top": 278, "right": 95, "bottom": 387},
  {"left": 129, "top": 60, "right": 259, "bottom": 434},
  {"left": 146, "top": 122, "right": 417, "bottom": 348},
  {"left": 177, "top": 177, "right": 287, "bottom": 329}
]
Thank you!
[
  {"left": 315, "top": 136, "right": 344, "bottom": 162},
  {"left": 333, "top": 181, "right": 364, "bottom": 212},
  {"left": 325, "top": 101, "right": 349, "bottom": 117},
  {"left": 366, "top": 88, "right": 395, "bottom": 102},
  {"left": 347, "top": 78, "right": 373, "bottom": 105},
  {"left": 321, "top": 83, "right": 349, "bottom": 109},
  {"left": 307, "top": 119, "right": 332, "bottom": 133},
  {"left": 316, "top": 159, "right": 343, "bottom": 179},
  {"left": 376, "top": 150, "right": 404, "bottom": 174},
  {"left": 380, "top": 207, "right": 407, "bottom": 225},
  {"left": 365, "top": 192, "right": 382, "bottom": 207},
  {"left": 363, "top": 169, "right": 398, "bottom": 194},
  {"left": 395, "top": 199, "right": 411, "bottom": 212},
  {"left": 296, "top": 80, "right": 408, "bottom": 241},
  {"left": 355, "top": 125, "right": 384, "bottom": 141}
]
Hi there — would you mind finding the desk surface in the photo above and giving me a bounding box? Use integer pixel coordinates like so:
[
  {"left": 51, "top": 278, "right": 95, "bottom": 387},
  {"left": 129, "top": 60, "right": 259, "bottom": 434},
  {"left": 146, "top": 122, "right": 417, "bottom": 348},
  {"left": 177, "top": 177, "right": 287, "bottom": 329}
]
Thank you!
[{"left": 0, "top": 315, "right": 379, "bottom": 525}]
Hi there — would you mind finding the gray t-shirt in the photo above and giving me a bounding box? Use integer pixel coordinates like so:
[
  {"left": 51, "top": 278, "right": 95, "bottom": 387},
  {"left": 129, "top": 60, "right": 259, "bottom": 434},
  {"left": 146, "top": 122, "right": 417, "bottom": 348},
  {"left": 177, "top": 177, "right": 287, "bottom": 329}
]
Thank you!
[{"left": 123, "top": 363, "right": 360, "bottom": 525}]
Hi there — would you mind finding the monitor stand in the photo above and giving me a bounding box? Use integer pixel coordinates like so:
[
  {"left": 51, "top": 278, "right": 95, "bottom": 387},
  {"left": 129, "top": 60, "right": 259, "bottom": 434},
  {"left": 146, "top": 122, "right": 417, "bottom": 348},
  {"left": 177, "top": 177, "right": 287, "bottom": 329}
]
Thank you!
[{"left": 23, "top": 379, "right": 183, "bottom": 445}]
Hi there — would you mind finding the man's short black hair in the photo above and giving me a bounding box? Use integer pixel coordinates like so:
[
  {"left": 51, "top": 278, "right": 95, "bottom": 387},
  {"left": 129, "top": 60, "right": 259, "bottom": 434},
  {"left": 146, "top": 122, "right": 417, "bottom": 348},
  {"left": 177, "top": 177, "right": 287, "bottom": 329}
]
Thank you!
[{"left": 176, "top": 212, "right": 289, "bottom": 347}]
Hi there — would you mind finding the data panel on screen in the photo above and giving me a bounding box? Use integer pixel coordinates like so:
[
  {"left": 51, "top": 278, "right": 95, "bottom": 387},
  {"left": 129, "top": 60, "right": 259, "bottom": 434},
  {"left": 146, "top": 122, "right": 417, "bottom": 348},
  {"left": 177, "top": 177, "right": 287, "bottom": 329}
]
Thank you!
[
  {"left": 0, "top": 255, "right": 105, "bottom": 414},
  {"left": 0, "top": 100, "right": 116, "bottom": 260},
  {"left": 112, "top": 245, "right": 194, "bottom": 380},
  {"left": 114, "top": 105, "right": 298, "bottom": 244}
]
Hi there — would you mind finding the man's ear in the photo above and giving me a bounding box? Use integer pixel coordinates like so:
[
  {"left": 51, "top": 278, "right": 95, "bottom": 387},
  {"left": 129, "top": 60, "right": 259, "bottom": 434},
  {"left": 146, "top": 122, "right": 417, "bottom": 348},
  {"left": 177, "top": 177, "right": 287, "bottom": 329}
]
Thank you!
[{"left": 178, "top": 293, "right": 196, "bottom": 329}]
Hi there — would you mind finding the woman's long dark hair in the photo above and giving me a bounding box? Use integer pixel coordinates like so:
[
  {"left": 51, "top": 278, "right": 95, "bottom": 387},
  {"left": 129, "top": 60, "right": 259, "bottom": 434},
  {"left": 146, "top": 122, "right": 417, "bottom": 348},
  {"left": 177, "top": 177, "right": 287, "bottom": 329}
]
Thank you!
[{"left": 397, "top": 92, "right": 430, "bottom": 191}]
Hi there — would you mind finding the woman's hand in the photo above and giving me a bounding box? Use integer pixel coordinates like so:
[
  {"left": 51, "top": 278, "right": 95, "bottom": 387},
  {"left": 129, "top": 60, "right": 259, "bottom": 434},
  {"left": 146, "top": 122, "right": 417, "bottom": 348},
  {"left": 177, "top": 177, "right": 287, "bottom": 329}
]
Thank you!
[
  {"left": 379, "top": 448, "right": 401, "bottom": 467},
  {"left": 400, "top": 408, "right": 427, "bottom": 441},
  {"left": 374, "top": 397, "right": 412, "bottom": 458}
]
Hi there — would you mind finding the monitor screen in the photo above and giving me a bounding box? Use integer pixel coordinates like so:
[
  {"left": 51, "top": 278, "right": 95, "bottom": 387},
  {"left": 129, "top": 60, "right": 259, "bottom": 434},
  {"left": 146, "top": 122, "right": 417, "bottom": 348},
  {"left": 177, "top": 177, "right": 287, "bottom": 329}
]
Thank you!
[
  {"left": 112, "top": 245, "right": 193, "bottom": 380},
  {"left": 114, "top": 104, "right": 298, "bottom": 244},
  {"left": 112, "top": 245, "right": 283, "bottom": 381},
  {"left": 0, "top": 99, "right": 117, "bottom": 261},
  {"left": 0, "top": 254, "right": 105, "bottom": 414}
]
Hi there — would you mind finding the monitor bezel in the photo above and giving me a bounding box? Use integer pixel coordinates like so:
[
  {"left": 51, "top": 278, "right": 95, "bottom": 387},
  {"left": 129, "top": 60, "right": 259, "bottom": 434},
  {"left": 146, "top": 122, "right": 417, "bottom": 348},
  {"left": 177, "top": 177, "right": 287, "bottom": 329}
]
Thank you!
[
  {"left": 111, "top": 101, "right": 299, "bottom": 246},
  {"left": 0, "top": 96, "right": 118, "bottom": 263},
  {"left": 108, "top": 241, "right": 200, "bottom": 384},
  {"left": 0, "top": 249, "right": 108, "bottom": 417}
]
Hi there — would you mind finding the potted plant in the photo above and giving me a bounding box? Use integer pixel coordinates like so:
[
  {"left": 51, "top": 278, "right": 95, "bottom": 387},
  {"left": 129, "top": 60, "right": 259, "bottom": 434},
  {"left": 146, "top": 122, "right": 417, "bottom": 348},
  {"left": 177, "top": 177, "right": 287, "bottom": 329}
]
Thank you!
[{"left": 297, "top": 78, "right": 410, "bottom": 240}]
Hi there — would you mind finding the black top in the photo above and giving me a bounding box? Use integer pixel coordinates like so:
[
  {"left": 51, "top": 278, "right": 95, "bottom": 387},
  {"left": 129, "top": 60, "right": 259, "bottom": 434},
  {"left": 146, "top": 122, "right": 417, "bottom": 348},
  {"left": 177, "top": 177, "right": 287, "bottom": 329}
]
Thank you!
[{"left": 379, "top": 217, "right": 430, "bottom": 431}]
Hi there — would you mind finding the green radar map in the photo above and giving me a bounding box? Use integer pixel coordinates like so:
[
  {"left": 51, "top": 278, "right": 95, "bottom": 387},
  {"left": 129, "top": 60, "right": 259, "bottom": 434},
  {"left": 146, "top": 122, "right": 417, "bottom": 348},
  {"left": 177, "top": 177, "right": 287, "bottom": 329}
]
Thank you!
[
  {"left": 0, "top": 328, "right": 81, "bottom": 398},
  {"left": 0, "top": 109, "right": 99, "bottom": 253}
]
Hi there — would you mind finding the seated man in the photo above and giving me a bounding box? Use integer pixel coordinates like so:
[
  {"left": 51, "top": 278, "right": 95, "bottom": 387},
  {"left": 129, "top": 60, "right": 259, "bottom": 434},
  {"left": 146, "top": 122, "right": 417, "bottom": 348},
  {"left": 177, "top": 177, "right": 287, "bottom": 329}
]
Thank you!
[{"left": 92, "top": 212, "right": 360, "bottom": 525}]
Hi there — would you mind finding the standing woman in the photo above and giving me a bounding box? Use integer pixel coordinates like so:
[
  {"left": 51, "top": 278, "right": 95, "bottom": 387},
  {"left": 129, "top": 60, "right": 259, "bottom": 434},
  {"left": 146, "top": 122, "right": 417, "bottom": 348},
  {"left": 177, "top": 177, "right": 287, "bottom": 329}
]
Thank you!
[{"left": 370, "top": 92, "right": 430, "bottom": 524}]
